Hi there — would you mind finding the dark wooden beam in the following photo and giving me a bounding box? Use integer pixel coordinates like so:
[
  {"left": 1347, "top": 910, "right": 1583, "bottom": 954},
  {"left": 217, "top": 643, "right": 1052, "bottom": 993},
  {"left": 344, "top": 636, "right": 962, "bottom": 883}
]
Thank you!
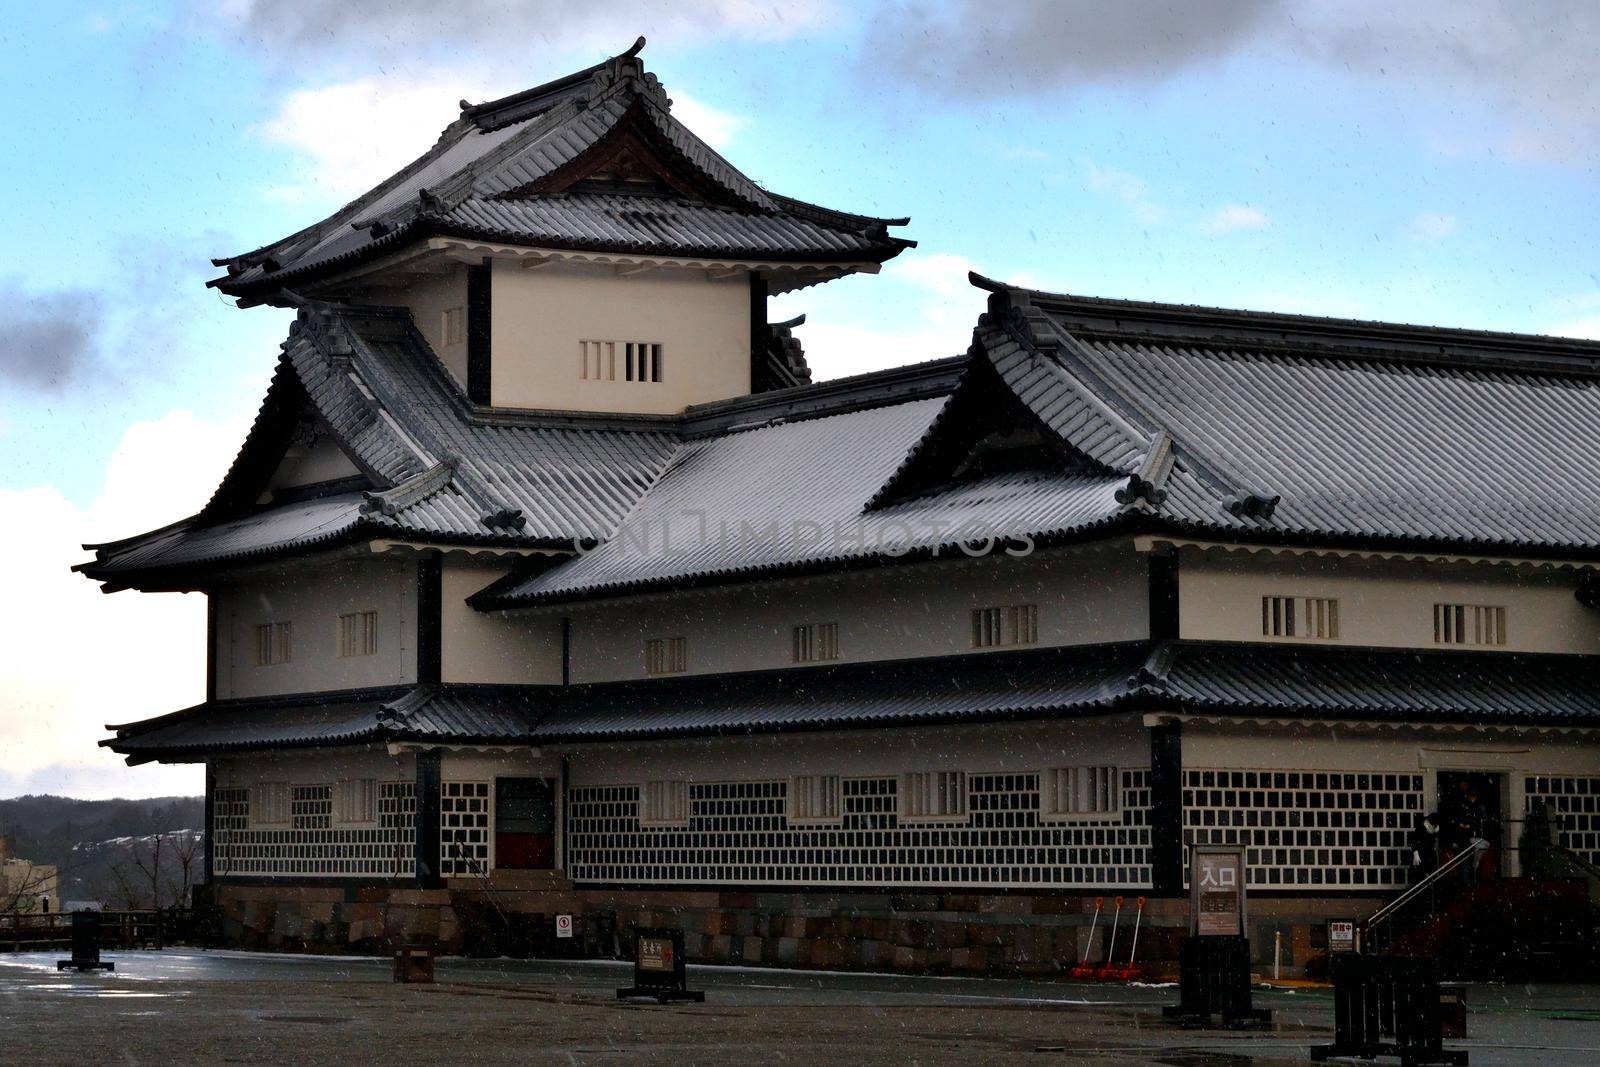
[
  {"left": 203, "top": 762, "right": 216, "bottom": 885},
  {"left": 466, "top": 262, "right": 492, "bottom": 405},
  {"left": 416, "top": 553, "right": 442, "bottom": 685},
  {"left": 1149, "top": 549, "right": 1180, "bottom": 641},
  {"left": 414, "top": 749, "right": 443, "bottom": 889},
  {"left": 1149, "top": 721, "right": 1184, "bottom": 896}
]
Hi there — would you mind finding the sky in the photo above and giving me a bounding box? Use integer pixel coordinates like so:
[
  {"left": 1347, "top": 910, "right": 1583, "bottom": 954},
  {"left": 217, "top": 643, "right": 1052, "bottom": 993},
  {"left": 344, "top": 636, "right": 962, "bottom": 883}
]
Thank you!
[{"left": 2, "top": 0, "right": 1598, "bottom": 800}]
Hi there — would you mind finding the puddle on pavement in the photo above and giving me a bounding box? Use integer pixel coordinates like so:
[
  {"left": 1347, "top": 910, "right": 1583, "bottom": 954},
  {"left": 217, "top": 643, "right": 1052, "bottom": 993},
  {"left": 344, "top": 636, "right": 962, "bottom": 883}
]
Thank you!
[{"left": 20, "top": 983, "right": 174, "bottom": 999}]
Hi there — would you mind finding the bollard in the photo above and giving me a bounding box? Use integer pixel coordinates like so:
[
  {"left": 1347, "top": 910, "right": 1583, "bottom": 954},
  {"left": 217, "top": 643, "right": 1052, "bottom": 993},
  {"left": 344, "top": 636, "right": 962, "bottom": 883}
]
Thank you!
[
  {"left": 56, "top": 910, "right": 114, "bottom": 973},
  {"left": 393, "top": 944, "right": 435, "bottom": 984}
]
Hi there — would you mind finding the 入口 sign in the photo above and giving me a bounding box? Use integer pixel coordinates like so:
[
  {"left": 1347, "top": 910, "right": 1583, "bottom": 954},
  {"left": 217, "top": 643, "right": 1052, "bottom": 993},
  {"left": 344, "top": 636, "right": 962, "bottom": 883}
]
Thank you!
[{"left": 1189, "top": 845, "right": 1247, "bottom": 938}]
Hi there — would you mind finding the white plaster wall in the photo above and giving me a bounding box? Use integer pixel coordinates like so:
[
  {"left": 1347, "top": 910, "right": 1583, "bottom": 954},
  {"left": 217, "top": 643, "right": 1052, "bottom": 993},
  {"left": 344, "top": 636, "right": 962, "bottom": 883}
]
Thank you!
[
  {"left": 1179, "top": 550, "right": 1600, "bottom": 654},
  {"left": 489, "top": 260, "right": 750, "bottom": 413},
  {"left": 1181, "top": 722, "right": 1600, "bottom": 877},
  {"left": 566, "top": 714, "right": 1150, "bottom": 787},
  {"left": 213, "top": 558, "right": 417, "bottom": 699},
  {"left": 440, "top": 559, "right": 563, "bottom": 685},
  {"left": 564, "top": 544, "right": 1148, "bottom": 683},
  {"left": 381, "top": 267, "right": 469, "bottom": 387},
  {"left": 264, "top": 435, "right": 362, "bottom": 493}
]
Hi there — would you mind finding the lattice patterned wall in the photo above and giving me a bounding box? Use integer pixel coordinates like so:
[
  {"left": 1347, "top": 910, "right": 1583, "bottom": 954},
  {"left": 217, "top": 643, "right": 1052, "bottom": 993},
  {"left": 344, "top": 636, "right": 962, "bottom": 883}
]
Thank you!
[
  {"left": 567, "top": 771, "right": 1150, "bottom": 888},
  {"left": 1183, "top": 769, "right": 1423, "bottom": 889},
  {"left": 212, "top": 781, "right": 416, "bottom": 878},
  {"left": 1525, "top": 775, "right": 1600, "bottom": 865},
  {"left": 439, "top": 781, "right": 492, "bottom": 877}
]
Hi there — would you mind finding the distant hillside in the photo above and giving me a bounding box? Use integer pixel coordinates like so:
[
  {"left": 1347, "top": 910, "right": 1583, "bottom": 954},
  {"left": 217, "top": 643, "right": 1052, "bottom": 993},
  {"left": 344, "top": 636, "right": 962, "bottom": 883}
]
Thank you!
[{"left": 1, "top": 794, "right": 204, "bottom": 907}]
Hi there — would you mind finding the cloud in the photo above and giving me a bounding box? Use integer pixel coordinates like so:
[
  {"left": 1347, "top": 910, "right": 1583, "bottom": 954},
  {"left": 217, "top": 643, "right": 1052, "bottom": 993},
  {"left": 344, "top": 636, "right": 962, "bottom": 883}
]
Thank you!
[
  {"left": 872, "top": 0, "right": 1275, "bottom": 97},
  {"left": 257, "top": 74, "right": 745, "bottom": 206},
  {"left": 1196, "top": 204, "right": 1270, "bottom": 234},
  {"left": 773, "top": 250, "right": 1062, "bottom": 380},
  {"left": 1083, "top": 162, "right": 1165, "bottom": 225},
  {"left": 0, "top": 281, "right": 104, "bottom": 392},
  {"left": 0, "top": 409, "right": 249, "bottom": 800},
  {"left": 669, "top": 92, "right": 744, "bottom": 150},
  {"left": 868, "top": 2, "right": 1600, "bottom": 163},
  {"left": 1402, "top": 212, "right": 1459, "bottom": 243},
  {"left": 258, "top": 70, "right": 512, "bottom": 204},
  {"left": 203, "top": 0, "right": 834, "bottom": 74}
]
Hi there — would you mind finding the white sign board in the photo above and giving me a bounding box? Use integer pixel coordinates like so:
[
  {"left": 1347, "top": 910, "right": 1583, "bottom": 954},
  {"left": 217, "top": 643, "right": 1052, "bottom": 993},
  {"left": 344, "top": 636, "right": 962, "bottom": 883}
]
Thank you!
[
  {"left": 555, "top": 914, "right": 574, "bottom": 939},
  {"left": 1189, "top": 845, "right": 1247, "bottom": 937},
  {"left": 1329, "top": 921, "right": 1355, "bottom": 952}
]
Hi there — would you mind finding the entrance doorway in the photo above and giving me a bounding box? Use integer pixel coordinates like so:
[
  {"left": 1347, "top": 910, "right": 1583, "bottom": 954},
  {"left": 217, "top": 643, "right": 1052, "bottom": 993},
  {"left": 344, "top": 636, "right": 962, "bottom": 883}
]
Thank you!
[
  {"left": 1436, "top": 770, "right": 1505, "bottom": 878},
  {"left": 495, "top": 777, "right": 555, "bottom": 870}
]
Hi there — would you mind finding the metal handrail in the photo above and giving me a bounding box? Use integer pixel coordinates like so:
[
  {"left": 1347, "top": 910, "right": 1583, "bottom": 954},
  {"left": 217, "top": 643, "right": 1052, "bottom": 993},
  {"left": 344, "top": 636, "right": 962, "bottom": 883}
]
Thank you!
[{"left": 1362, "top": 837, "right": 1487, "bottom": 941}]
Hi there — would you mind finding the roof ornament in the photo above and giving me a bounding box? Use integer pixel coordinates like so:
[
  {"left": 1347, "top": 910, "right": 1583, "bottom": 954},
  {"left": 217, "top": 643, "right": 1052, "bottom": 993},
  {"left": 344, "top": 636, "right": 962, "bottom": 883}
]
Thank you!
[
  {"left": 481, "top": 506, "right": 527, "bottom": 531},
  {"left": 1224, "top": 491, "right": 1280, "bottom": 520},
  {"left": 416, "top": 188, "right": 448, "bottom": 216},
  {"left": 1115, "top": 431, "right": 1175, "bottom": 507},
  {"left": 361, "top": 457, "right": 458, "bottom": 518}
]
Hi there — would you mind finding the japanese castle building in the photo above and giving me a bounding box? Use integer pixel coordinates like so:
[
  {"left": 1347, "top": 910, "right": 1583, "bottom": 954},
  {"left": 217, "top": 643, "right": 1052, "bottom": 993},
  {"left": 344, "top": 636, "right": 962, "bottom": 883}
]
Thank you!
[{"left": 80, "top": 40, "right": 1600, "bottom": 971}]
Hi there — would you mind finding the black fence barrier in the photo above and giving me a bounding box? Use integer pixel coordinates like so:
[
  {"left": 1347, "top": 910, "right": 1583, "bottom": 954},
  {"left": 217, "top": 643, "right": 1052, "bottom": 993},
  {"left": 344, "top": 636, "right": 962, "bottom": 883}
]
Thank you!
[
  {"left": 1161, "top": 936, "right": 1271, "bottom": 1028},
  {"left": 1311, "top": 954, "right": 1468, "bottom": 1066}
]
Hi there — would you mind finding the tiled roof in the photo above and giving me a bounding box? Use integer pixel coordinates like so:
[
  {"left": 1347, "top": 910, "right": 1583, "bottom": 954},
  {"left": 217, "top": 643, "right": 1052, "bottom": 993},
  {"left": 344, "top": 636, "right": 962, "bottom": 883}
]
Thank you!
[
  {"left": 102, "top": 642, "right": 1600, "bottom": 760},
  {"left": 211, "top": 41, "right": 909, "bottom": 299},
  {"left": 78, "top": 303, "right": 681, "bottom": 585},
  {"left": 473, "top": 396, "right": 1132, "bottom": 606},
  {"left": 974, "top": 279, "right": 1600, "bottom": 553}
]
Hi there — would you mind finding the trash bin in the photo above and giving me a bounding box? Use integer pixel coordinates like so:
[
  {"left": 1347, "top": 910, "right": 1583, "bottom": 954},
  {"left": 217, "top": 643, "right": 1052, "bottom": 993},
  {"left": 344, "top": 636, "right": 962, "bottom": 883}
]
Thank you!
[
  {"left": 394, "top": 944, "right": 435, "bottom": 984},
  {"left": 1438, "top": 983, "right": 1468, "bottom": 1039}
]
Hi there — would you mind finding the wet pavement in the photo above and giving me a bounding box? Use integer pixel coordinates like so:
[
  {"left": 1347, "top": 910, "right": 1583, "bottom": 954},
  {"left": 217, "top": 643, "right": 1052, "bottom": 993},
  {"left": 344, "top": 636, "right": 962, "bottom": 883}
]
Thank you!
[{"left": 1, "top": 950, "right": 1597, "bottom": 1065}]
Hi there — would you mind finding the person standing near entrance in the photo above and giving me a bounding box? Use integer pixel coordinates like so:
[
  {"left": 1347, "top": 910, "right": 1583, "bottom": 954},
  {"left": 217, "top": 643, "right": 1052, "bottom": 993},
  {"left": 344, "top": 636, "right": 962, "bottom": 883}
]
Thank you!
[{"left": 1409, "top": 812, "right": 1441, "bottom": 880}]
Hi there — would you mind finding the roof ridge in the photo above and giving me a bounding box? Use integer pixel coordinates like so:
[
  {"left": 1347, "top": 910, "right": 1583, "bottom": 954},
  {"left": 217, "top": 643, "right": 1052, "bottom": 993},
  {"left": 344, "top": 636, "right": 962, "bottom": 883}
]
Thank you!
[{"left": 976, "top": 277, "right": 1600, "bottom": 374}]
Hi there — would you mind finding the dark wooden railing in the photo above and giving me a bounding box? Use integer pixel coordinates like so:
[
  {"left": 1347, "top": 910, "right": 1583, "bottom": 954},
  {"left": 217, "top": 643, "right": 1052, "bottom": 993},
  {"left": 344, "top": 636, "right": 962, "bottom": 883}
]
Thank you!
[{"left": 1, "top": 908, "right": 218, "bottom": 952}]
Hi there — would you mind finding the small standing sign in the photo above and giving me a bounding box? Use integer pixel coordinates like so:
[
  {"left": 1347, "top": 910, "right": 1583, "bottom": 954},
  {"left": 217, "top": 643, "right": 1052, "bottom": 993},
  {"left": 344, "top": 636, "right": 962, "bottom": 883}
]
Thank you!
[
  {"left": 1329, "top": 921, "right": 1356, "bottom": 953},
  {"left": 616, "top": 927, "right": 705, "bottom": 1003},
  {"left": 1190, "top": 845, "right": 1247, "bottom": 937},
  {"left": 555, "top": 914, "right": 574, "bottom": 939}
]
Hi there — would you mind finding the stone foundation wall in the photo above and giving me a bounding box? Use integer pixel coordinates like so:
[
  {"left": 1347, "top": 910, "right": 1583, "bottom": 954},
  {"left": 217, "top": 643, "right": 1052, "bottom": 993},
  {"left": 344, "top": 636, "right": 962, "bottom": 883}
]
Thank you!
[{"left": 213, "top": 882, "right": 1372, "bottom": 977}]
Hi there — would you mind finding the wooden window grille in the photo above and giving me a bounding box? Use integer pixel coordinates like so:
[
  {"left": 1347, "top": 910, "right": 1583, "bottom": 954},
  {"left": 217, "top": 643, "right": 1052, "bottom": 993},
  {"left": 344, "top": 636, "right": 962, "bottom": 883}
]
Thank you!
[
  {"left": 1043, "top": 766, "right": 1121, "bottom": 817},
  {"left": 788, "top": 775, "right": 842, "bottom": 823},
  {"left": 337, "top": 610, "right": 378, "bottom": 658},
  {"left": 792, "top": 622, "right": 839, "bottom": 663},
  {"left": 581, "top": 339, "right": 663, "bottom": 382},
  {"left": 1261, "top": 595, "right": 1339, "bottom": 639},
  {"left": 900, "top": 771, "right": 968, "bottom": 822},
  {"left": 254, "top": 621, "right": 292, "bottom": 666},
  {"left": 1433, "top": 603, "right": 1506, "bottom": 646},
  {"left": 971, "top": 604, "right": 1038, "bottom": 648},
  {"left": 644, "top": 636, "right": 687, "bottom": 676},
  {"left": 640, "top": 780, "right": 689, "bottom": 827}
]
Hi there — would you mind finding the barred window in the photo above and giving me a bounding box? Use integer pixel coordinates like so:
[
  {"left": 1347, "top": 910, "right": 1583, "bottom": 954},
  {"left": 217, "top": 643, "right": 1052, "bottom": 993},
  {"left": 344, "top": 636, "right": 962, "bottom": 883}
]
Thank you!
[
  {"left": 249, "top": 782, "right": 290, "bottom": 827},
  {"left": 1042, "top": 766, "right": 1121, "bottom": 818},
  {"left": 900, "top": 771, "right": 968, "bottom": 822},
  {"left": 644, "top": 636, "right": 687, "bottom": 676},
  {"left": 1262, "top": 595, "right": 1338, "bottom": 639},
  {"left": 1434, "top": 603, "right": 1506, "bottom": 646},
  {"left": 254, "top": 621, "right": 293, "bottom": 666},
  {"left": 335, "top": 779, "right": 377, "bottom": 825},
  {"left": 442, "top": 306, "right": 465, "bottom": 347},
  {"left": 788, "top": 775, "right": 842, "bottom": 823},
  {"left": 640, "top": 780, "right": 689, "bottom": 827},
  {"left": 581, "top": 339, "right": 663, "bottom": 382},
  {"left": 971, "top": 604, "right": 1038, "bottom": 648},
  {"left": 792, "top": 622, "right": 839, "bottom": 663},
  {"left": 337, "top": 610, "right": 378, "bottom": 658}
]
